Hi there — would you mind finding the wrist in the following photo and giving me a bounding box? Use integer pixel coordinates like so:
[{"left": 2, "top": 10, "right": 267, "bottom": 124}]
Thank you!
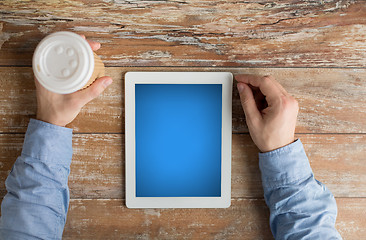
[
  {"left": 23, "top": 119, "right": 73, "bottom": 163},
  {"left": 259, "top": 139, "right": 312, "bottom": 189},
  {"left": 259, "top": 137, "right": 296, "bottom": 153},
  {"left": 36, "top": 113, "right": 67, "bottom": 127}
]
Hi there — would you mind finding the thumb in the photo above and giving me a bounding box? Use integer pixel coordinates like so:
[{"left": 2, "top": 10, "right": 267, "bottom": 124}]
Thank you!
[
  {"left": 73, "top": 76, "right": 113, "bottom": 106},
  {"left": 237, "top": 83, "right": 261, "bottom": 125}
]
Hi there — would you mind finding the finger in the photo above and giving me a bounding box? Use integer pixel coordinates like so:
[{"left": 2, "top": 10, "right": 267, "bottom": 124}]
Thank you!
[
  {"left": 237, "top": 83, "right": 262, "bottom": 125},
  {"left": 78, "top": 34, "right": 101, "bottom": 51},
  {"left": 87, "top": 40, "right": 101, "bottom": 51},
  {"left": 72, "top": 76, "right": 113, "bottom": 106},
  {"left": 236, "top": 74, "right": 283, "bottom": 101},
  {"left": 264, "top": 75, "right": 288, "bottom": 96}
]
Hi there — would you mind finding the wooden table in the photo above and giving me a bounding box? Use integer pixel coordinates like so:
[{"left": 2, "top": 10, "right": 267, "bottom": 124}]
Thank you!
[{"left": 1, "top": 1, "right": 365, "bottom": 239}]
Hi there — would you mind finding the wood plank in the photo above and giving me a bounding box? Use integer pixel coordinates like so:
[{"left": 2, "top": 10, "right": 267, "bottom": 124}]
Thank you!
[
  {"left": 1, "top": 134, "right": 365, "bottom": 199},
  {"left": 63, "top": 199, "right": 273, "bottom": 239},
  {"left": 0, "top": 67, "right": 365, "bottom": 133},
  {"left": 0, "top": 67, "right": 124, "bottom": 133},
  {"left": 61, "top": 198, "right": 365, "bottom": 239},
  {"left": 232, "top": 133, "right": 366, "bottom": 199},
  {"left": 1, "top": 1, "right": 366, "bottom": 67},
  {"left": 336, "top": 198, "right": 366, "bottom": 239}
]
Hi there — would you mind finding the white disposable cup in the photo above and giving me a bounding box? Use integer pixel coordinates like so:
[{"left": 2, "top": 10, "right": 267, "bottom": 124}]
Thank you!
[{"left": 32, "top": 31, "right": 105, "bottom": 94}]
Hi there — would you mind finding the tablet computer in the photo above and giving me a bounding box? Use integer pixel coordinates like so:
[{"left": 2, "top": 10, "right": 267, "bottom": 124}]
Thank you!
[{"left": 125, "top": 72, "right": 232, "bottom": 208}]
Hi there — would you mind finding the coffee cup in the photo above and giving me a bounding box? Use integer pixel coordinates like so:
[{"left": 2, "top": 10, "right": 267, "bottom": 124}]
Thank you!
[{"left": 32, "top": 31, "right": 105, "bottom": 94}]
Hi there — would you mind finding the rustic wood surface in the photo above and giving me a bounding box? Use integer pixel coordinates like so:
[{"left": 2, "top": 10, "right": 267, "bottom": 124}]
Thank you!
[
  {"left": 1, "top": 67, "right": 365, "bottom": 133},
  {"left": 0, "top": 133, "right": 365, "bottom": 200},
  {"left": 0, "top": 1, "right": 366, "bottom": 67},
  {"left": 1, "top": 0, "right": 365, "bottom": 239},
  {"left": 62, "top": 198, "right": 366, "bottom": 240}
]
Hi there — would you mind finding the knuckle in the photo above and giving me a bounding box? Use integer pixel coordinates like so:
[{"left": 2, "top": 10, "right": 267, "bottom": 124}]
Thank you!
[
  {"left": 262, "top": 76, "right": 271, "bottom": 82},
  {"left": 289, "top": 96, "right": 299, "bottom": 107},
  {"left": 283, "top": 96, "right": 299, "bottom": 112},
  {"left": 262, "top": 76, "right": 272, "bottom": 85},
  {"left": 241, "top": 97, "right": 251, "bottom": 107},
  {"left": 263, "top": 75, "right": 275, "bottom": 81},
  {"left": 89, "top": 87, "right": 101, "bottom": 98},
  {"left": 280, "top": 95, "right": 288, "bottom": 104}
]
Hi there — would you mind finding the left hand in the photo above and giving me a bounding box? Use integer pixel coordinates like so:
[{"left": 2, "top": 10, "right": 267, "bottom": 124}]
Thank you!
[{"left": 35, "top": 35, "right": 113, "bottom": 127}]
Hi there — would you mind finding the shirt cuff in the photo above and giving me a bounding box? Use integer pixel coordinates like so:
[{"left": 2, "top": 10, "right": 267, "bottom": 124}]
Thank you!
[
  {"left": 258, "top": 139, "right": 313, "bottom": 189},
  {"left": 21, "top": 119, "right": 73, "bottom": 165}
]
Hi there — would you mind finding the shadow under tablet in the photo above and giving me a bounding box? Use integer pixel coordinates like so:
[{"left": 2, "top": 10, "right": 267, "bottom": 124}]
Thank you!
[{"left": 135, "top": 84, "right": 222, "bottom": 197}]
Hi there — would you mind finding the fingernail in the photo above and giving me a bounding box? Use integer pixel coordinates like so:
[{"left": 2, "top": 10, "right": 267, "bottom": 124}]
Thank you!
[
  {"left": 97, "top": 42, "right": 101, "bottom": 48},
  {"left": 237, "top": 83, "right": 244, "bottom": 93},
  {"left": 103, "top": 78, "right": 113, "bottom": 87}
]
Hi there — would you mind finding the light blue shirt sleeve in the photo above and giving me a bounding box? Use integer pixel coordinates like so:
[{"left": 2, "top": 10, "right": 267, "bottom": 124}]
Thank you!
[
  {"left": 259, "top": 139, "right": 342, "bottom": 240},
  {"left": 0, "top": 119, "right": 73, "bottom": 240}
]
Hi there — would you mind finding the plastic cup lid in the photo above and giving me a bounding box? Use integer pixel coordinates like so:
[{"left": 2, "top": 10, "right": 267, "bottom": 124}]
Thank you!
[{"left": 32, "top": 31, "right": 94, "bottom": 94}]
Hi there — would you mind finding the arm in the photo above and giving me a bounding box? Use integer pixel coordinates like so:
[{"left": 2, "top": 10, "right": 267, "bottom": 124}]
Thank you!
[
  {"left": 259, "top": 140, "right": 341, "bottom": 239},
  {"left": 0, "top": 119, "right": 72, "bottom": 239},
  {"left": 0, "top": 36, "right": 113, "bottom": 239},
  {"left": 236, "top": 75, "right": 341, "bottom": 239}
]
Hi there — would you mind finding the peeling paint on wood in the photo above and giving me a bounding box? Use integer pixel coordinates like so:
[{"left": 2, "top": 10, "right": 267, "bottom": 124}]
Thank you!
[
  {"left": 63, "top": 199, "right": 273, "bottom": 239},
  {"left": 0, "top": 134, "right": 365, "bottom": 199},
  {"left": 0, "top": 1, "right": 365, "bottom": 238},
  {"left": 0, "top": 67, "right": 365, "bottom": 133},
  {"left": 59, "top": 198, "right": 365, "bottom": 239},
  {"left": 0, "top": 0, "right": 365, "bottom": 67}
]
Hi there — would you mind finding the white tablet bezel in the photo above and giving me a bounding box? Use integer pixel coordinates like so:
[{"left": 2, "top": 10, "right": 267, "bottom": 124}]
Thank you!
[{"left": 125, "top": 72, "right": 232, "bottom": 208}]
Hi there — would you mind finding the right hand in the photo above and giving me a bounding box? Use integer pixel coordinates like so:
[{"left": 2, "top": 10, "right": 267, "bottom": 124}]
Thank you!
[{"left": 236, "top": 75, "right": 299, "bottom": 152}]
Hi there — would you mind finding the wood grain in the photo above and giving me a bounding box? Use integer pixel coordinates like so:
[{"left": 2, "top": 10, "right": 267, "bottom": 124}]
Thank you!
[
  {"left": 61, "top": 198, "right": 365, "bottom": 240},
  {"left": 0, "top": 133, "right": 364, "bottom": 199},
  {"left": 1, "top": 1, "right": 365, "bottom": 239},
  {"left": 1, "top": 1, "right": 366, "bottom": 67},
  {"left": 0, "top": 67, "right": 365, "bottom": 133},
  {"left": 64, "top": 199, "right": 273, "bottom": 240},
  {"left": 336, "top": 198, "right": 366, "bottom": 239}
]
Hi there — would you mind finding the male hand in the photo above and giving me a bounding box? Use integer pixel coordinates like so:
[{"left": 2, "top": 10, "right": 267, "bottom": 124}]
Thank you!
[
  {"left": 35, "top": 35, "right": 113, "bottom": 127},
  {"left": 236, "top": 75, "right": 299, "bottom": 152}
]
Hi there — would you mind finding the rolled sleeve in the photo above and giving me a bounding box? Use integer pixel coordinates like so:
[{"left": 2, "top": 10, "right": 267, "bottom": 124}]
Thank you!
[
  {"left": 259, "top": 139, "right": 312, "bottom": 189},
  {"left": 22, "top": 118, "right": 73, "bottom": 165},
  {"left": 0, "top": 119, "right": 73, "bottom": 240},
  {"left": 258, "top": 139, "right": 341, "bottom": 239}
]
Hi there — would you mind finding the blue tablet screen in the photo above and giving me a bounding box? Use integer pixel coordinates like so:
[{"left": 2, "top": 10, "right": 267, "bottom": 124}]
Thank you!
[{"left": 135, "top": 84, "right": 222, "bottom": 197}]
